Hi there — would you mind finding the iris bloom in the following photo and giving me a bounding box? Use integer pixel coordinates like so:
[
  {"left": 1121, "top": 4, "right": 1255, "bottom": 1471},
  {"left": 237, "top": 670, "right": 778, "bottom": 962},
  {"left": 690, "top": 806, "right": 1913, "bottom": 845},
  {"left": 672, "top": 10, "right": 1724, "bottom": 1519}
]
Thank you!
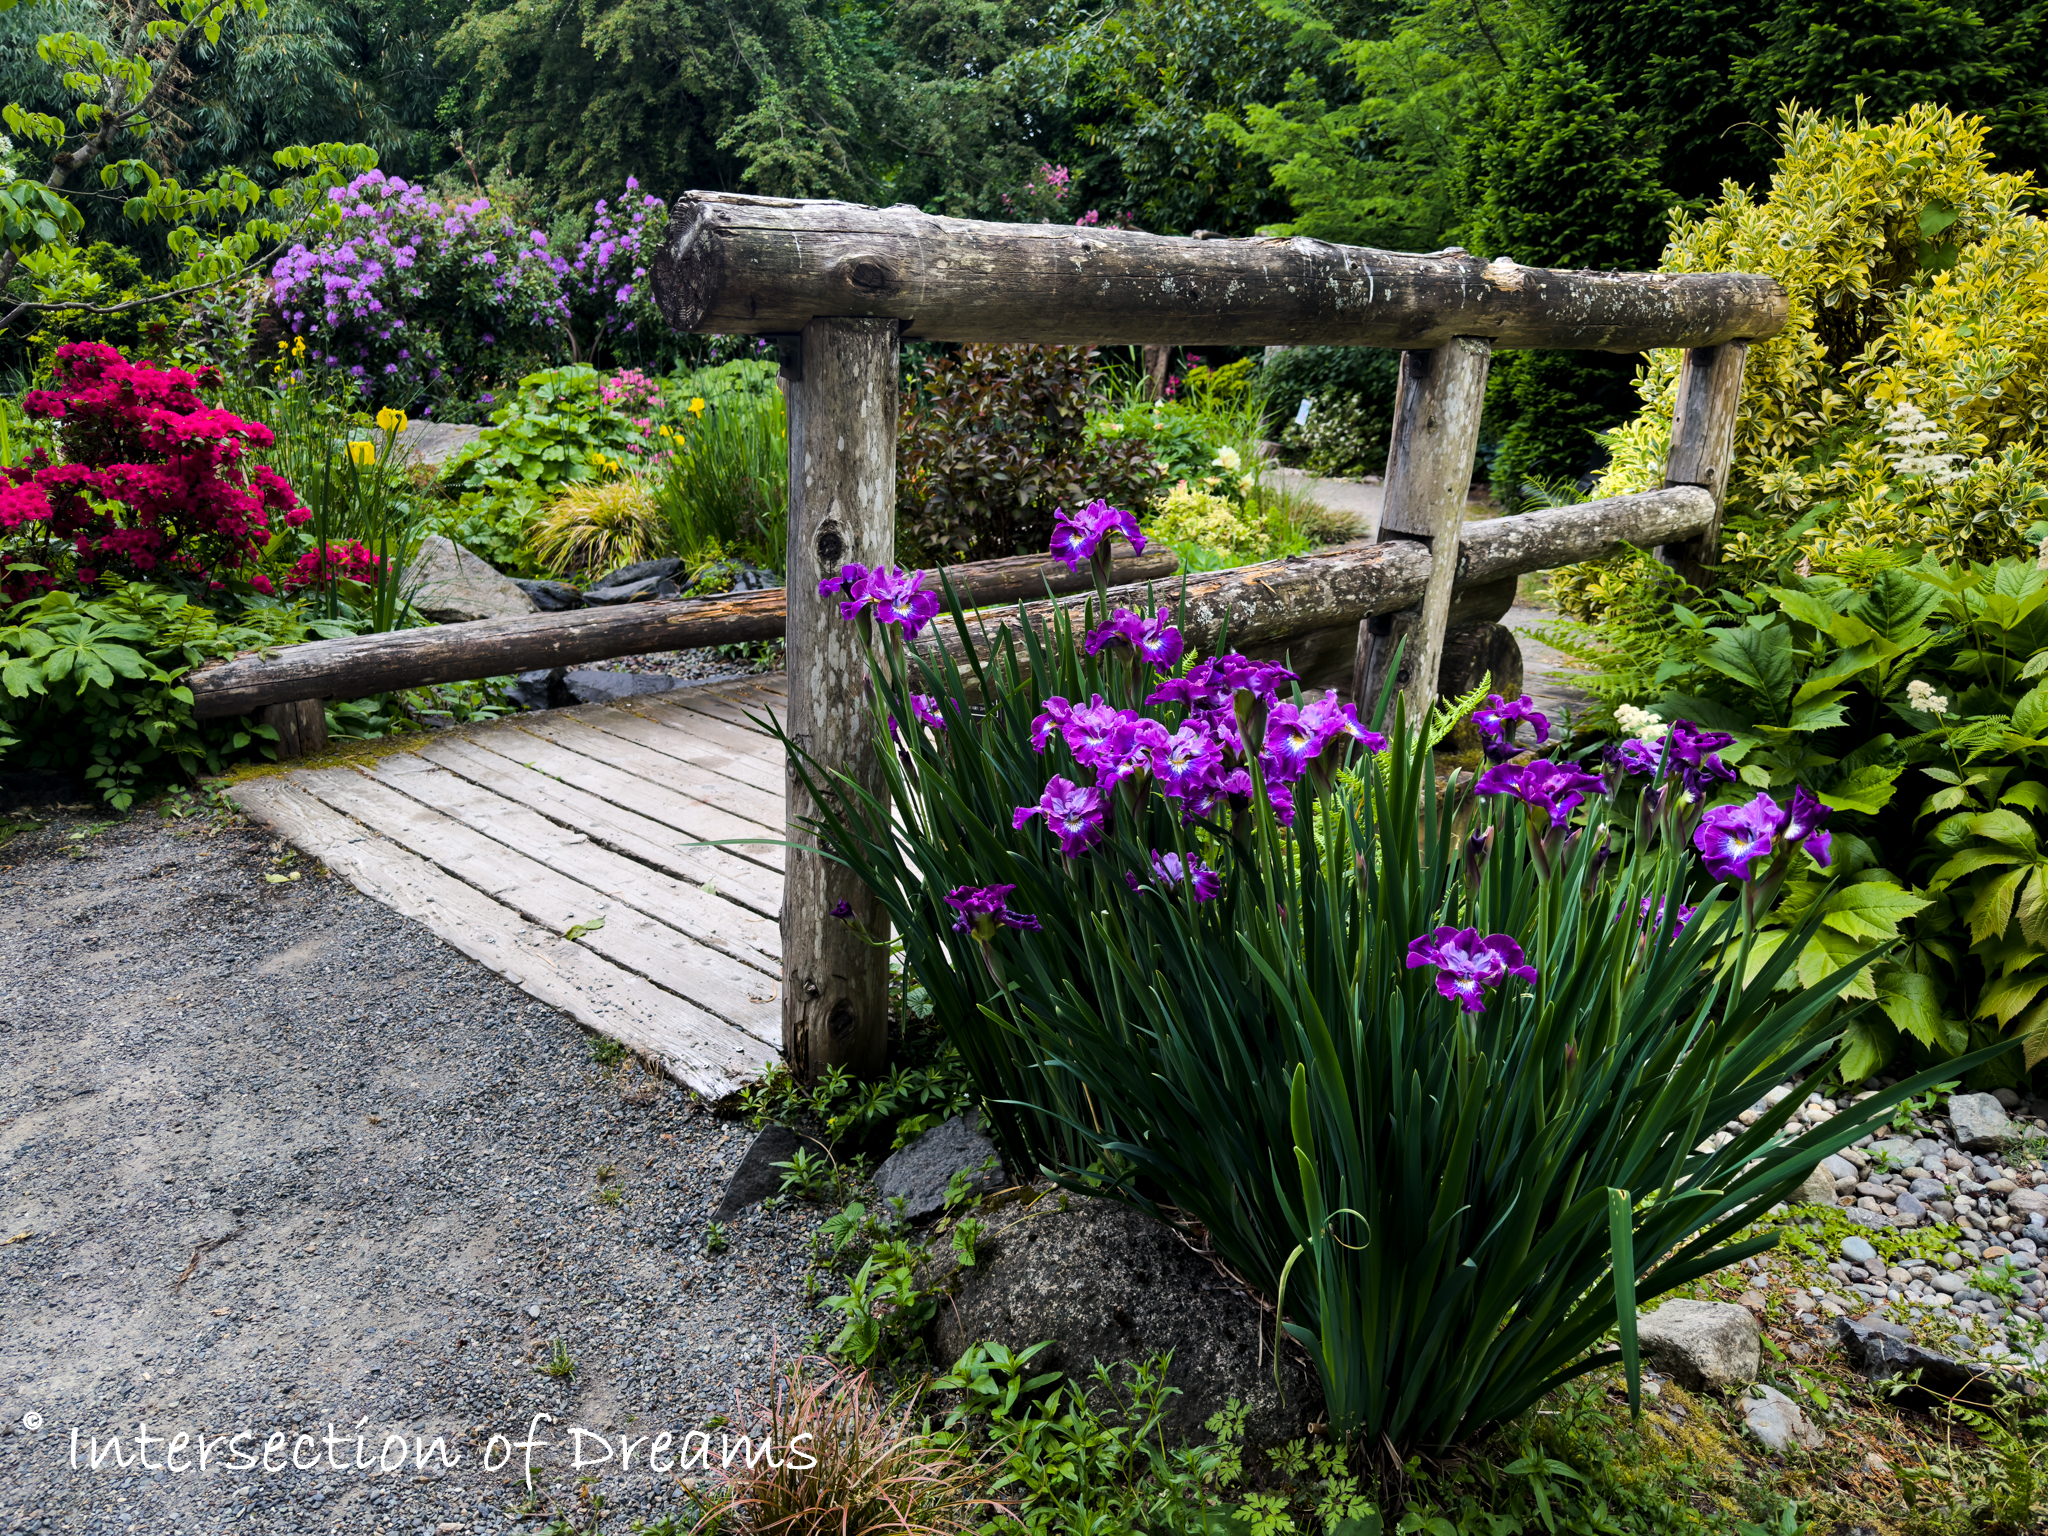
[
  {"left": 1405, "top": 926, "right": 1538, "bottom": 1013},
  {"left": 945, "top": 884, "right": 1043, "bottom": 939}
]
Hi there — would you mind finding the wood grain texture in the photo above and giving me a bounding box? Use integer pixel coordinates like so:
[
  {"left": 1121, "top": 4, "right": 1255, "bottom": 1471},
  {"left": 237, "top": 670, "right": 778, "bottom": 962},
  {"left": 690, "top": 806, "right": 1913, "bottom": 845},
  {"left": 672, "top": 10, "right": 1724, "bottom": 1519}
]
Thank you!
[
  {"left": 652, "top": 192, "right": 1789, "bottom": 352},
  {"left": 185, "top": 546, "right": 1171, "bottom": 719},
  {"left": 227, "top": 777, "right": 773, "bottom": 1098},
  {"left": 291, "top": 766, "right": 781, "bottom": 1046},
  {"left": 1374, "top": 339, "right": 1493, "bottom": 718},
  {"left": 1656, "top": 342, "right": 1750, "bottom": 586},
  {"left": 782, "top": 317, "right": 895, "bottom": 1081}
]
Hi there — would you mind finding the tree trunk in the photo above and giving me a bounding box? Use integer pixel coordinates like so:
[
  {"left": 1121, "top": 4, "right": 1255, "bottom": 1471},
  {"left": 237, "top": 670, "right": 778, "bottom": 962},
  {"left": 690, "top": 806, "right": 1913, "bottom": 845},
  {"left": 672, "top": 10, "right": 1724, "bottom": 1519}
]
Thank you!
[
  {"left": 781, "top": 316, "right": 898, "bottom": 1084},
  {"left": 653, "top": 192, "right": 1789, "bottom": 352}
]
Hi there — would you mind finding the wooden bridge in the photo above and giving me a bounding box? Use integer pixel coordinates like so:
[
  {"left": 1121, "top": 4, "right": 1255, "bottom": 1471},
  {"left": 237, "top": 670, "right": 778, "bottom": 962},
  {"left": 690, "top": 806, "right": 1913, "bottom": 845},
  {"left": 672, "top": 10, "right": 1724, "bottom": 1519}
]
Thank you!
[
  {"left": 217, "top": 195, "right": 1788, "bottom": 1094},
  {"left": 230, "top": 675, "right": 789, "bottom": 1098}
]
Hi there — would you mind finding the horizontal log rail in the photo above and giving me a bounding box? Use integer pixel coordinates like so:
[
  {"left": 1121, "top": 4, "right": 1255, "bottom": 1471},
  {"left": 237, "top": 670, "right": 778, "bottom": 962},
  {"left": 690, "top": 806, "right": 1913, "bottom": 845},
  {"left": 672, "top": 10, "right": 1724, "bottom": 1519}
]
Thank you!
[
  {"left": 912, "top": 487, "right": 1711, "bottom": 667},
  {"left": 188, "top": 490, "right": 1708, "bottom": 720},
  {"left": 652, "top": 193, "right": 1789, "bottom": 353},
  {"left": 186, "top": 544, "right": 1174, "bottom": 720}
]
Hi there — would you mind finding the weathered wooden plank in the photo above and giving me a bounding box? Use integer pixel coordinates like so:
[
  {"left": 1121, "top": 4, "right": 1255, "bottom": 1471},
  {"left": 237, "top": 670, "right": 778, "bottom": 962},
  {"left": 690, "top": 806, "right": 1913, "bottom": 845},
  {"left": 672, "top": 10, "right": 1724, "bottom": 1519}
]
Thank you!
[
  {"left": 656, "top": 688, "right": 786, "bottom": 743},
  {"left": 416, "top": 735, "right": 784, "bottom": 917},
  {"left": 568, "top": 702, "right": 786, "bottom": 798},
  {"left": 782, "top": 315, "right": 895, "bottom": 1081},
  {"left": 186, "top": 548, "right": 1169, "bottom": 720},
  {"left": 453, "top": 728, "right": 785, "bottom": 879},
  {"left": 364, "top": 751, "right": 780, "bottom": 971},
  {"left": 227, "top": 777, "right": 772, "bottom": 1097},
  {"left": 513, "top": 713, "right": 785, "bottom": 833},
  {"left": 652, "top": 192, "right": 1791, "bottom": 352},
  {"left": 1370, "top": 338, "right": 1493, "bottom": 719},
  {"left": 291, "top": 766, "right": 781, "bottom": 1047}
]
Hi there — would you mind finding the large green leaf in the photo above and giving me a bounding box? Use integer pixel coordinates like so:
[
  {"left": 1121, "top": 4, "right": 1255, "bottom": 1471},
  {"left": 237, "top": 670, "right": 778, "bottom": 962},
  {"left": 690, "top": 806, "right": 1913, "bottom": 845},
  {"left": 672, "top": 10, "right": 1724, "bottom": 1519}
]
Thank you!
[
  {"left": 1836, "top": 1019, "right": 1896, "bottom": 1082},
  {"left": 1850, "top": 567, "right": 1943, "bottom": 643},
  {"left": 1818, "top": 882, "right": 1931, "bottom": 943},
  {"left": 1814, "top": 762, "right": 1902, "bottom": 815},
  {"left": 1700, "top": 623, "right": 1797, "bottom": 718},
  {"left": 1875, "top": 970, "right": 1945, "bottom": 1048}
]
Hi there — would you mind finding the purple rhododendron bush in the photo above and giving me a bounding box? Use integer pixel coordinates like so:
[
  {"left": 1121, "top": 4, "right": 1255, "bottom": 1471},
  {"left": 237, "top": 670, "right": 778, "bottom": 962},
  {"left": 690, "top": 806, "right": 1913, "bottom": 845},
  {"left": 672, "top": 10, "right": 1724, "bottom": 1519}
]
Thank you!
[{"left": 784, "top": 500, "right": 2012, "bottom": 1456}]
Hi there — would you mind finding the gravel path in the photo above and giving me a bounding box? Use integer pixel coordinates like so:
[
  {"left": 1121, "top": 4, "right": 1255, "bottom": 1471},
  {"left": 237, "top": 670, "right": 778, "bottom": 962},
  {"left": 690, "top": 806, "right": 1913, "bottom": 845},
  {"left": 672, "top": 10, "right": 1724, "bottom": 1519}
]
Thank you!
[{"left": 0, "top": 802, "right": 821, "bottom": 1535}]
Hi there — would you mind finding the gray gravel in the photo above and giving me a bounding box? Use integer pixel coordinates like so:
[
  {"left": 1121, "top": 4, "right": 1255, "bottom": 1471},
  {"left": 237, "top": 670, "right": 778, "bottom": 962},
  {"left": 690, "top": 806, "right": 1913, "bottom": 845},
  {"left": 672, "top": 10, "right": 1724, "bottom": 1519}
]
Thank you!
[{"left": 0, "top": 803, "right": 823, "bottom": 1534}]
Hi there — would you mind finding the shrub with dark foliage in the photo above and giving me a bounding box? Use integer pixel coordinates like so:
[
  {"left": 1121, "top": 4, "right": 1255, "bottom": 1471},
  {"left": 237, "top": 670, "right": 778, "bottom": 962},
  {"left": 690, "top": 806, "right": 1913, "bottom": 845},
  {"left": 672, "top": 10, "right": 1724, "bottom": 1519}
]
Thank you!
[{"left": 896, "top": 344, "right": 1165, "bottom": 562}]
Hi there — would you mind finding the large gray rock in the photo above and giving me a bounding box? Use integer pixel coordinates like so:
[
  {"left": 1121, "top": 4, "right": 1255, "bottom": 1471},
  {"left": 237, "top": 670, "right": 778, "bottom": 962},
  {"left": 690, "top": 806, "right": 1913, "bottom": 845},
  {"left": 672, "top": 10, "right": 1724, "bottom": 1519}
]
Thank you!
[
  {"left": 1635, "top": 1299, "right": 1759, "bottom": 1392},
  {"left": 513, "top": 577, "right": 584, "bottom": 612},
  {"left": 924, "top": 1194, "right": 1322, "bottom": 1448},
  {"left": 715, "top": 1124, "right": 832, "bottom": 1219},
  {"left": 1833, "top": 1315, "right": 2022, "bottom": 1409},
  {"left": 401, "top": 421, "right": 485, "bottom": 467},
  {"left": 1741, "top": 1385, "right": 1825, "bottom": 1452},
  {"left": 878, "top": 1113, "right": 1006, "bottom": 1223},
  {"left": 410, "top": 535, "right": 539, "bottom": 624},
  {"left": 1794, "top": 1164, "right": 1837, "bottom": 1205},
  {"left": 1950, "top": 1093, "right": 2015, "bottom": 1151},
  {"left": 508, "top": 667, "right": 687, "bottom": 711}
]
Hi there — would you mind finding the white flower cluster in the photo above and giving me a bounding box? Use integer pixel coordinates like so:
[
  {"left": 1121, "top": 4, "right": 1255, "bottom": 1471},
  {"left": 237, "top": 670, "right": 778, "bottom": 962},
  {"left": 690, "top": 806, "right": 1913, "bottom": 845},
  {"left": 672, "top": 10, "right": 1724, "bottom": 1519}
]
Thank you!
[
  {"left": 1614, "top": 703, "right": 1668, "bottom": 741},
  {"left": 1905, "top": 679, "right": 1951, "bottom": 716},
  {"left": 1875, "top": 398, "right": 1972, "bottom": 486},
  {"left": 0, "top": 134, "right": 14, "bottom": 185}
]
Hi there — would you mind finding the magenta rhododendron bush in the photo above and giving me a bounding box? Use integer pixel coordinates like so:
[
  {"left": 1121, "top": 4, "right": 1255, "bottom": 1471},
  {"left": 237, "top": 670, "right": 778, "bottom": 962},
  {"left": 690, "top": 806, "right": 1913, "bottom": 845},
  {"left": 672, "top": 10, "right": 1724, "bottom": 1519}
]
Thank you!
[{"left": 1, "top": 343, "right": 305, "bottom": 603}]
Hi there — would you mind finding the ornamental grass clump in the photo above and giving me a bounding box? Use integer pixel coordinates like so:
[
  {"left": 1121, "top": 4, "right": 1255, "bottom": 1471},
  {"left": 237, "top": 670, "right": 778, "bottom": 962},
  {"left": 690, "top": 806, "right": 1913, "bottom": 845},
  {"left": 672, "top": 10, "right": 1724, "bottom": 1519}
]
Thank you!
[{"left": 782, "top": 502, "right": 2012, "bottom": 1461}]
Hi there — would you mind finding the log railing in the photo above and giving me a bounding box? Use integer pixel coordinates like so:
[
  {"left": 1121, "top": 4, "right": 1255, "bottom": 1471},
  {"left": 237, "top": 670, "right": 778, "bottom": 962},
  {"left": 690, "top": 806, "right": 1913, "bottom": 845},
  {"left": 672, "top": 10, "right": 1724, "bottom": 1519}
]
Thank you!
[{"left": 215, "top": 193, "right": 1783, "bottom": 1084}]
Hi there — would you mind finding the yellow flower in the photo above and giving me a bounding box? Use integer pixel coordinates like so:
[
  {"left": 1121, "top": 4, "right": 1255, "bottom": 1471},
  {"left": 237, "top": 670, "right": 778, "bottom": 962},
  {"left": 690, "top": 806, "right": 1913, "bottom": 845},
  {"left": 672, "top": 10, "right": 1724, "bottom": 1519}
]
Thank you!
[
  {"left": 292, "top": 336, "right": 306, "bottom": 357},
  {"left": 659, "top": 425, "right": 673, "bottom": 438},
  {"left": 375, "top": 406, "right": 409, "bottom": 435},
  {"left": 688, "top": 397, "right": 706, "bottom": 417},
  {"left": 347, "top": 440, "right": 376, "bottom": 467},
  {"left": 276, "top": 339, "right": 289, "bottom": 352}
]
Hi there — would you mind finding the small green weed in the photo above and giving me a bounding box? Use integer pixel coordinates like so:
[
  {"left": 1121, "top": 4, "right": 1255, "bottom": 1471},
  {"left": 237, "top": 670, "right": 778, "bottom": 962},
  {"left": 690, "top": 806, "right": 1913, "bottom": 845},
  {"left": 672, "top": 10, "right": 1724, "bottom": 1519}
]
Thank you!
[
  {"left": 539, "top": 1338, "right": 575, "bottom": 1379},
  {"left": 589, "top": 1033, "right": 627, "bottom": 1067},
  {"left": 703, "top": 1221, "right": 729, "bottom": 1255}
]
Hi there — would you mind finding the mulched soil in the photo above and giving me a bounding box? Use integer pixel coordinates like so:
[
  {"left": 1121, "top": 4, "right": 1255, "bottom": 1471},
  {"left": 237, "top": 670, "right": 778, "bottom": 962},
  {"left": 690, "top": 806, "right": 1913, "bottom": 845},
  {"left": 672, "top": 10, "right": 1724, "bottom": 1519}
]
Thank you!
[{"left": 0, "top": 798, "right": 823, "bottom": 1536}]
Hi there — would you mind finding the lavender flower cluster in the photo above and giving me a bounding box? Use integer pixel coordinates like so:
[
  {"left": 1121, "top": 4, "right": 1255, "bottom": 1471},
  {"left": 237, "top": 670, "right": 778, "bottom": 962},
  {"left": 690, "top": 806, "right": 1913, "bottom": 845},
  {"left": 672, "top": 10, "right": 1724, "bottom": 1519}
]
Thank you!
[
  {"left": 270, "top": 173, "right": 671, "bottom": 412},
  {"left": 559, "top": 181, "right": 669, "bottom": 349}
]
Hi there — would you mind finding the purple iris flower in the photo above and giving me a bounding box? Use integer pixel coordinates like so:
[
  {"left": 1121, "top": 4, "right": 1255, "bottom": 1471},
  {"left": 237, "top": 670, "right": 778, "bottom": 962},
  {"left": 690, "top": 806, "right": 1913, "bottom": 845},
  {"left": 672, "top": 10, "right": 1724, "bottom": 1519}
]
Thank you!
[
  {"left": 1405, "top": 926, "right": 1539, "bottom": 1013},
  {"left": 1145, "top": 654, "right": 1298, "bottom": 714},
  {"left": 1085, "top": 606, "right": 1186, "bottom": 671},
  {"left": 1638, "top": 895, "right": 1697, "bottom": 932},
  {"left": 1135, "top": 608, "right": 1185, "bottom": 670},
  {"left": 1781, "top": 784, "right": 1833, "bottom": 868},
  {"left": 862, "top": 566, "right": 943, "bottom": 638},
  {"left": 819, "top": 561, "right": 872, "bottom": 615},
  {"left": 1049, "top": 498, "right": 1146, "bottom": 572},
  {"left": 830, "top": 899, "right": 854, "bottom": 919},
  {"left": 1012, "top": 776, "right": 1108, "bottom": 858},
  {"left": 1154, "top": 721, "right": 1228, "bottom": 802},
  {"left": 945, "top": 884, "right": 1044, "bottom": 938},
  {"left": 1693, "top": 795, "right": 1781, "bottom": 883},
  {"left": 1262, "top": 703, "right": 1322, "bottom": 782},
  {"left": 1473, "top": 694, "right": 1551, "bottom": 763},
  {"left": 1125, "top": 849, "right": 1223, "bottom": 901},
  {"left": 1474, "top": 757, "right": 1605, "bottom": 824},
  {"left": 887, "top": 693, "right": 947, "bottom": 739},
  {"left": 1030, "top": 696, "right": 1075, "bottom": 753}
]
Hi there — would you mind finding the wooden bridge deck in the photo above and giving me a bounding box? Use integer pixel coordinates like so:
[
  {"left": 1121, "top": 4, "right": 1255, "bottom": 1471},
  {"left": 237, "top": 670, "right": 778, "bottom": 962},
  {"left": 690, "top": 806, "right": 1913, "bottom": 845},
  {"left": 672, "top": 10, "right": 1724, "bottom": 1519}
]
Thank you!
[{"left": 229, "top": 674, "right": 789, "bottom": 1100}]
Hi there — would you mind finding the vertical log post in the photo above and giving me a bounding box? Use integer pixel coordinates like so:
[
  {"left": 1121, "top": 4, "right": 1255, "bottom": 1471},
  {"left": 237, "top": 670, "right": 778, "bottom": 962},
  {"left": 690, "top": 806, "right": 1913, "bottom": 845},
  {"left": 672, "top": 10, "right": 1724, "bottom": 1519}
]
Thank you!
[
  {"left": 260, "top": 698, "right": 328, "bottom": 760},
  {"left": 781, "top": 316, "right": 898, "bottom": 1083},
  {"left": 1354, "top": 337, "right": 1493, "bottom": 723},
  {"left": 1654, "top": 341, "right": 1748, "bottom": 590}
]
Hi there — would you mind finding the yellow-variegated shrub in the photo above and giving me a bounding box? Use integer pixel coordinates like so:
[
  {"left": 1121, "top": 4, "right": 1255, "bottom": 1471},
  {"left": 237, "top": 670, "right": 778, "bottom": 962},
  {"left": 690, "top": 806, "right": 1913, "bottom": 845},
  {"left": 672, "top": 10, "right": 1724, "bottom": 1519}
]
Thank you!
[{"left": 1553, "top": 101, "right": 2048, "bottom": 620}]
